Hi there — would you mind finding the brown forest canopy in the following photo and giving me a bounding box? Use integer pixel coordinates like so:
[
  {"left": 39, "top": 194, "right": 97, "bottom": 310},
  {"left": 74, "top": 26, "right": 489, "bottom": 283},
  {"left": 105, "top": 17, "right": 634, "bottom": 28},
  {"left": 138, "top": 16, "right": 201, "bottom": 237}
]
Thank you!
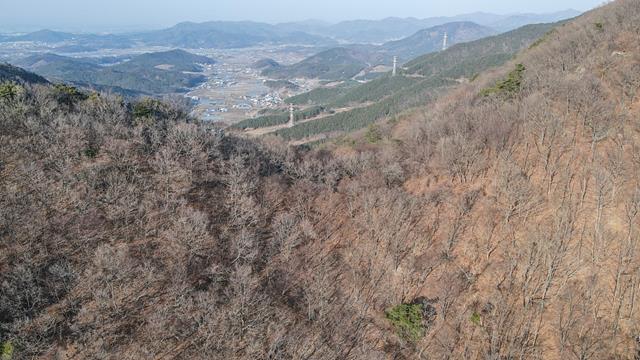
[{"left": 2, "top": 0, "right": 640, "bottom": 358}]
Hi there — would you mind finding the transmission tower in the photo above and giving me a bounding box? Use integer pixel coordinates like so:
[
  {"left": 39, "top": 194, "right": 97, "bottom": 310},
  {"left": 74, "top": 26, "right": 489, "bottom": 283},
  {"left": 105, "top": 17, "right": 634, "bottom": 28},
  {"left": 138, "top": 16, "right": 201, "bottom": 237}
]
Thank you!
[
  {"left": 392, "top": 56, "right": 397, "bottom": 76},
  {"left": 288, "top": 103, "right": 295, "bottom": 128},
  {"left": 442, "top": 32, "right": 448, "bottom": 51}
]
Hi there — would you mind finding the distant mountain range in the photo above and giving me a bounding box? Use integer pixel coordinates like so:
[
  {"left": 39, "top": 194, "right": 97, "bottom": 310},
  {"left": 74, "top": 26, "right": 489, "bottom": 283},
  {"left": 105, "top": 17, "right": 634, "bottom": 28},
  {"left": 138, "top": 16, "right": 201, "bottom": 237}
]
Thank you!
[
  {"left": 0, "top": 9, "right": 580, "bottom": 51},
  {"left": 15, "top": 49, "right": 214, "bottom": 95},
  {"left": 276, "top": 9, "right": 580, "bottom": 43},
  {"left": 10, "top": 29, "right": 76, "bottom": 43},
  {"left": 0, "top": 23, "right": 335, "bottom": 50},
  {"left": 128, "top": 21, "right": 336, "bottom": 49}
]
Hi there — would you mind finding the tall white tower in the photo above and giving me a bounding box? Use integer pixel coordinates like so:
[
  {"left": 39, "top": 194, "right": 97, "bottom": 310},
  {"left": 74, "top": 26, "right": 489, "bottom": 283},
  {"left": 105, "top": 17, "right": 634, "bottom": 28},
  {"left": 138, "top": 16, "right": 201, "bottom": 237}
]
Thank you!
[
  {"left": 442, "top": 32, "right": 448, "bottom": 51},
  {"left": 392, "top": 56, "right": 397, "bottom": 77},
  {"left": 288, "top": 103, "right": 295, "bottom": 128}
]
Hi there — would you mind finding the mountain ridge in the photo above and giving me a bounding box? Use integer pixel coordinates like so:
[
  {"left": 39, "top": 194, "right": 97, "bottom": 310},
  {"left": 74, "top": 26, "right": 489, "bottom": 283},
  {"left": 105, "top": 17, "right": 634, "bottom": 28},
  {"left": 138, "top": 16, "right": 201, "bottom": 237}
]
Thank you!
[
  {"left": 261, "top": 21, "right": 497, "bottom": 80},
  {"left": 0, "top": 9, "right": 581, "bottom": 50},
  {"left": 276, "top": 9, "right": 581, "bottom": 43}
]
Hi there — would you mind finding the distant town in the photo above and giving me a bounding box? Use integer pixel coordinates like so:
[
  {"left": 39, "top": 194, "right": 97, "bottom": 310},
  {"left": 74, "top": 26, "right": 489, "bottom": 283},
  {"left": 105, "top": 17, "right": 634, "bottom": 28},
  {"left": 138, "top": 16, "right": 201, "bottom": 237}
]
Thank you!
[
  {"left": 183, "top": 51, "right": 319, "bottom": 125},
  {"left": 0, "top": 38, "right": 322, "bottom": 125}
]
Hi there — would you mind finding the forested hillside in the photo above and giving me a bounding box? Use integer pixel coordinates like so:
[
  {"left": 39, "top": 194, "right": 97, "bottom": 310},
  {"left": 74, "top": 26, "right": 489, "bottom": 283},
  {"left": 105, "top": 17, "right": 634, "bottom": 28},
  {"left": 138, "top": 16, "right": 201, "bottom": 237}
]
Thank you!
[
  {"left": 404, "top": 22, "right": 558, "bottom": 76},
  {"left": 262, "top": 22, "right": 496, "bottom": 81},
  {"left": 381, "top": 22, "right": 496, "bottom": 61},
  {"left": 277, "top": 10, "right": 579, "bottom": 44},
  {"left": 15, "top": 50, "right": 214, "bottom": 95},
  {"left": 2, "top": 0, "right": 640, "bottom": 359},
  {"left": 0, "top": 63, "right": 49, "bottom": 84},
  {"left": 261, "top": 47, "right": 372, "bottom": 81}
]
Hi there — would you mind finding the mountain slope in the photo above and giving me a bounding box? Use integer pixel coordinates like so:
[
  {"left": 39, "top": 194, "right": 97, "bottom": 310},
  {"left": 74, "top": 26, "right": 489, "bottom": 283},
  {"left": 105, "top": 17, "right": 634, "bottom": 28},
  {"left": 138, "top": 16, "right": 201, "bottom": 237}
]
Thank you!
[
  {"left": 374, "top": 2, "right": 640, "bottom": 357},
  {"left": 381, "top": 21, "right": 496, "bottom": 61},
  {"left": 262, "top": 47, "right": 371, "bottom": 80},
  {"left": 252, "top": 58, "right": 281, "bottom": 71},
  {"left": 3, "top": 1, "right": 640, "bottom": 359},
  {"left": 0, "top": 63, "right": 50, "bottom": 84},
  {"left": 113, "top": 49, "right": 215, "bottom": 72},
  {"left": 405, "top": 22, "right": 558, "bottom": 77},
  {"left": 262, "top": 21, "right": 497, "bottom": 81},
  {"left": 16, "top": 53, "right": 102, "bottom": 80}
]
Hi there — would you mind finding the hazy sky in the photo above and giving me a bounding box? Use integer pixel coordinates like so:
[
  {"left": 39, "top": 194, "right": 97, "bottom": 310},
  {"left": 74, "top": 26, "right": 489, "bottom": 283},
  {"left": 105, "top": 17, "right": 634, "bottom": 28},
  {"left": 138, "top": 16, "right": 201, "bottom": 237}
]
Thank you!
[{"left": 1, "top": 0, "right": 606, "bottom": 32}]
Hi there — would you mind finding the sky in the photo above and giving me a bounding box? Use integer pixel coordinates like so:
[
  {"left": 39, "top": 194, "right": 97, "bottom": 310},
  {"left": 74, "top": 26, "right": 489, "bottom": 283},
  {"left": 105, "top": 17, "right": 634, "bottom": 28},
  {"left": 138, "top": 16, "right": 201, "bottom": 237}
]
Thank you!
[{"left": 0, "top": 0, "right": 606, "bottom": 32}]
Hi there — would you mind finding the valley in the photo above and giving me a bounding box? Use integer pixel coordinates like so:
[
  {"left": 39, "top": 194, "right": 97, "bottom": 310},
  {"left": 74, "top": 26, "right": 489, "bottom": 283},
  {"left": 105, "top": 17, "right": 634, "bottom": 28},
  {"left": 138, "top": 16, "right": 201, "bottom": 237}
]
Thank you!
[
  {"left": 182, "top": 46, "right": 322, "bottom": 125},
  {"left": 0, "top": 10, "right": 580, "bottom": 131},
  {"left": 6, "top": 1, "right": 637, "bottom": 359},
  {"left": 0, "top": 41, "right": 324, "bottom": 124}
]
